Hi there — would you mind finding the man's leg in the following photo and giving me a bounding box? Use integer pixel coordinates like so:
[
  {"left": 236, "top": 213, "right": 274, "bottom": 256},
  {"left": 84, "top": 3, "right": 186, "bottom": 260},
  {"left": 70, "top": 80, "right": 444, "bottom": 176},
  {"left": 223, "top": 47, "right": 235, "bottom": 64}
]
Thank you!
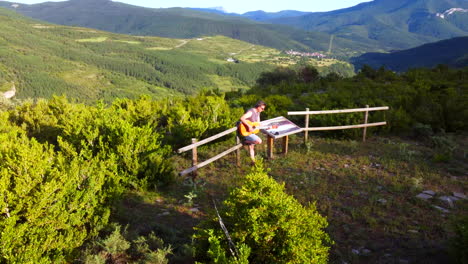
[
  {"left": 243, "top": 134, "right": 262, "bottom": 164},
  {"left": 249, "top": 144, "right": 256, "bottom": 163}
]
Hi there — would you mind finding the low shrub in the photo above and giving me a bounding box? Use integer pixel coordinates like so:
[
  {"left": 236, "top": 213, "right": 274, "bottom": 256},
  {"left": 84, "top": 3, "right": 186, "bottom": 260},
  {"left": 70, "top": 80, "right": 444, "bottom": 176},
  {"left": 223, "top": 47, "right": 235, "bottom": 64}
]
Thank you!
[
  {"left": 450, "top": 215, "right": 468, "bottom": 264},
  {"left": 194, "top": 162, "right": 332, "bottom": 263}
]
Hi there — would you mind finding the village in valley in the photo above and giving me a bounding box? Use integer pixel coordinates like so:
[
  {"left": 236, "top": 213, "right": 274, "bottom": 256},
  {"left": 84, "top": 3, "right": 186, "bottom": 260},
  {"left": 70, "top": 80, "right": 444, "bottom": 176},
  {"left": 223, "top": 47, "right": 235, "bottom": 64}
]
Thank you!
[{"left": 285, "top": 49, "right": 327, "bottom": 58}]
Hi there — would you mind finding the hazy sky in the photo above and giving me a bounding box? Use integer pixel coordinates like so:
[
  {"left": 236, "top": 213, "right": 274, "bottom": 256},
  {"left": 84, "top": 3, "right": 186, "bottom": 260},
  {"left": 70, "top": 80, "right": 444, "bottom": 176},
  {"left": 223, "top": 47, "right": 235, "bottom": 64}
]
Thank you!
[{"left": 9, "top": 0, "right": 374, "bottom": 14}]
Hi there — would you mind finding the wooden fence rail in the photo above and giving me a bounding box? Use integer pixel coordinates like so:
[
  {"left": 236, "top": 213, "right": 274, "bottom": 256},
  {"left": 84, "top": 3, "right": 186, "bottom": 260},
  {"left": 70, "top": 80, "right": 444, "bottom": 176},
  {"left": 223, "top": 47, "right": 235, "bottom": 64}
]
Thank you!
[
  {"left": 179, "top": 143, "right": 242, "bottom": 176},
  {"left": 288, "top": 105, "right": 389, "bottom": 143},
  {"left": 177, "top": 127, "right": 237, "bottom": 153},
  {"left": 177, "top": 126, "right": 240, "bottom": 177}
]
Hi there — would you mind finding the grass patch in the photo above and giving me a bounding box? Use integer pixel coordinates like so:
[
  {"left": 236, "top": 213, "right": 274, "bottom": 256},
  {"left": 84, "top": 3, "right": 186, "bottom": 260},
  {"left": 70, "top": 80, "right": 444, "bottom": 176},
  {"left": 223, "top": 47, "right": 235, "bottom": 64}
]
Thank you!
[
  {"left": 115, "top": 40, "right": 141, "bottom": 45},
  {"left": 76, "top": 36, "right": 108, "bottom": 42},
  {"left": 207, "top": 74, "right": 250, "bottom": 92},
  {"left": 0, "top": 81, "right": 13, "bottom": 93}
]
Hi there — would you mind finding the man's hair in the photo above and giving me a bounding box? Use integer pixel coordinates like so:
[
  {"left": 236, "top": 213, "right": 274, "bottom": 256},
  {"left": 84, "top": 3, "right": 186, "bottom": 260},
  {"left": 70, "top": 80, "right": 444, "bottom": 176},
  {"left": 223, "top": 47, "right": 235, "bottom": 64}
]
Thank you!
[{"left": 255, "top": 100, "right": 266, "bottom": 108}]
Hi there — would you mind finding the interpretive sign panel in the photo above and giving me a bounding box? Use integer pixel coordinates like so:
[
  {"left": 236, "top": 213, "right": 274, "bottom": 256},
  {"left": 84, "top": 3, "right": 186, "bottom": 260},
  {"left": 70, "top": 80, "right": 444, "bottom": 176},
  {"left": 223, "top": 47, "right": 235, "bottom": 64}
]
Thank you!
[{"left": 261, "top": 116, "right": 302, "bottom": 139}]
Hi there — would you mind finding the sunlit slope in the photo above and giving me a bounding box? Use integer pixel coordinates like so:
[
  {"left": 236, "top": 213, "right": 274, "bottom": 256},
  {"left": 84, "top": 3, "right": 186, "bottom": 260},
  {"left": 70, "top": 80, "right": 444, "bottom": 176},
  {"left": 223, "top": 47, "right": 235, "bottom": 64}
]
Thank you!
[
  {"left": 0, "top": 9, "right": 263, "bottom": 101},
  {"left": 0, "top": 8, "right": 353, "bottom": 102},
  {"left": 179, "top": 36, "right": 354, "bottom": 75}
]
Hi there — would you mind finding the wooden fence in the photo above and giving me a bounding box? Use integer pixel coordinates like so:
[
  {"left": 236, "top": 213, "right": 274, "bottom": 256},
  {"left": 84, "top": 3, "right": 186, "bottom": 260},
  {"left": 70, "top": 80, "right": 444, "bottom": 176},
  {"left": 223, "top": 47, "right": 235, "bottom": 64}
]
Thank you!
[
  {"left": 177, "top": 126, "right": 242, "bottom": 176},
  {"left": 178, "top": 105, "right": 389, "bottom": 176},
  {"left": 288, "top": 105, "right": 389, "bottom": 143}
]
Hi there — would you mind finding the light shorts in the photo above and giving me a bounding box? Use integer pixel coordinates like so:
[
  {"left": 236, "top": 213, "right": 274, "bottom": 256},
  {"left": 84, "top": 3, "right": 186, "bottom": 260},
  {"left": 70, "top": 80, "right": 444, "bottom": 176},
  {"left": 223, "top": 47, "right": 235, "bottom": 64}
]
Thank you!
[{"left": 244, "top": 133, "right": 261, "bottom": 143}]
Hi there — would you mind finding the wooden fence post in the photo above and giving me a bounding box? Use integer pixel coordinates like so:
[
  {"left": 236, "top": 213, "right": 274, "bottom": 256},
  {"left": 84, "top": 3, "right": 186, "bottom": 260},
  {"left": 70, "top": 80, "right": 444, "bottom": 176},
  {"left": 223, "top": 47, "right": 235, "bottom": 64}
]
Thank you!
[
  {"left": 236, "top": 136, "right": 241, "bottom": 166},
  {"left": 191, "top": 138, "right": 198, "bottom": 178},
  {"left": 282, "top": 135, "right": 289, "bottom": 155},
  {"left": 267, "top": 135, "right": 274, "bottom": 159},
  {"left": 304, "top": 108, "right": 309, "bottom": 144},
  {"left": 362, "top": 105, "right": 369, "bottom": 142}
]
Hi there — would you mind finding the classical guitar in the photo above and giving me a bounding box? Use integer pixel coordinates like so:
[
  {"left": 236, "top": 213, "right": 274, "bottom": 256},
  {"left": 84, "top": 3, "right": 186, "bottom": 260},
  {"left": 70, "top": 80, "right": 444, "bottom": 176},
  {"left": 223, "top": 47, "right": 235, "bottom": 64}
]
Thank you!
[{"left": 238, "top": 120, "right": 278, "bottom": 137}]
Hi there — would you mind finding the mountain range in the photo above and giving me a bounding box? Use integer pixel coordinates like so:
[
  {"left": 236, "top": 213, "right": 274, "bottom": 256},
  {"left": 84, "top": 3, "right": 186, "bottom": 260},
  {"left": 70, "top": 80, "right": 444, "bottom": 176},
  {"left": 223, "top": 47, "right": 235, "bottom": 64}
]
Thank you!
[
  {"left": 351, "top": 36, "right": 468, "bottom": 71},
  {"left": 266, "top": 0, "right": 468, "bottom": 51},
  {"left": 0, "top": 0, "right": 375, "bottom": 57},
  {"left": 5, "top": 0, "right": 467, "bottom": 57}
]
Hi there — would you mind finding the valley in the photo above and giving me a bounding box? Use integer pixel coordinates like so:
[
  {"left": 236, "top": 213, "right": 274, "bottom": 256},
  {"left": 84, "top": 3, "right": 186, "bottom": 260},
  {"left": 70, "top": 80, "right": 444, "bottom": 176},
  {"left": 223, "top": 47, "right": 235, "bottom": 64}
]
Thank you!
[{"left": 0, "top": 9, "right": 354, "bottom": 101}]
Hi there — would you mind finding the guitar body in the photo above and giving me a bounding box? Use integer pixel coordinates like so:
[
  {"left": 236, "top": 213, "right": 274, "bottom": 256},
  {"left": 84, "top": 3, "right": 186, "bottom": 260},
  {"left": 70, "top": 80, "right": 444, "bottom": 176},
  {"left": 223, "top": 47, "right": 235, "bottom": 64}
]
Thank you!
[{"left": 238, "top": 120, "right": 261, "bottom": 136}]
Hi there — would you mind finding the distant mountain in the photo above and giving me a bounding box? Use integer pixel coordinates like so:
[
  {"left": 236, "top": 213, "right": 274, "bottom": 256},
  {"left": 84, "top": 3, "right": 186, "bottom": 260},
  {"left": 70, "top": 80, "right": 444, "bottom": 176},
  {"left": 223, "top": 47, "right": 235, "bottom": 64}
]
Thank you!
[
  {"left": 0, "top": 0, "right": 377, "bottom": 56},
  {"left": 189, "top": 7, "right": 239, "bottom": 16},
  {"left": 350, "top": 36, "right": 468, "bottom": 71},
  {"left": 241, "top": 10, "right": 311, "bottom": 21},
  {"left": 267, "top": 0, "right": 468, "bottom": 50}
]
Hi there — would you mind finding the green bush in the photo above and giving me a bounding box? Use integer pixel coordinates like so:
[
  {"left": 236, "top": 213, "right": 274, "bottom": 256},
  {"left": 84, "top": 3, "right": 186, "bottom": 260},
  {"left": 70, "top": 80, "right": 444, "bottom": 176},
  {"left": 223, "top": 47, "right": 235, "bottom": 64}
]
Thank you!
[
  {"left": 431, "top": 133, "right": 457, "bottom": 162},
  {"left": 0, "top": 96, "right": 180, "bottom": 262},
  {"left": 194, "top": 163, "right": 332, "bottom": 263},
  {"left": 81, "top": 224, "right": 172, "bottom": 264},
  {"left": 450, "top": 215, "right": 468, "bottom": 264},
  {"left": 9, "top": 96, "right": 174, "bottom": 189},
  {"left": 0, "top": 118, "right": 122, "bottom": 263},
  {"left": 241, "top": 66, "right": 468, "bottom": 134}
]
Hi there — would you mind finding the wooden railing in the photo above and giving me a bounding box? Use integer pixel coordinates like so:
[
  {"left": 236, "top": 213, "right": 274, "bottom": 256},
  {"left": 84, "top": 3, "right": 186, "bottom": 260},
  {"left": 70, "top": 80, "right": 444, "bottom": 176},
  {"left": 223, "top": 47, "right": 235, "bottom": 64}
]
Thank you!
[
  {"left": 178, "top": 105, "right": 389, "bottom": 176},
  {"left": 177, "top": 126, "right": 242, "bottom": 176},
  {"left": 288, "top": 105, "right": 389, "bottom": 143}
]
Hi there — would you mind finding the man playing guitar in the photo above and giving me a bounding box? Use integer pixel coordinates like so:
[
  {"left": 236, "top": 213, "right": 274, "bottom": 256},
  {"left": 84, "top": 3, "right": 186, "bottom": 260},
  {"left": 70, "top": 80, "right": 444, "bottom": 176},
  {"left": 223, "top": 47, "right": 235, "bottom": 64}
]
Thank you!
[{"left": 238, "top": 100, "right": 267, "bottom": 164}]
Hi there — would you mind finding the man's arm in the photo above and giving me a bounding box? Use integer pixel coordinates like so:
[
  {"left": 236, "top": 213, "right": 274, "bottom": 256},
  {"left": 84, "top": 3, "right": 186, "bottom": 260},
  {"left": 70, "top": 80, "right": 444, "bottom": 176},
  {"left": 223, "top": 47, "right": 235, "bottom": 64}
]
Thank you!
[{"left": 240, "top": 111, "right": 253, "bottom": 132}]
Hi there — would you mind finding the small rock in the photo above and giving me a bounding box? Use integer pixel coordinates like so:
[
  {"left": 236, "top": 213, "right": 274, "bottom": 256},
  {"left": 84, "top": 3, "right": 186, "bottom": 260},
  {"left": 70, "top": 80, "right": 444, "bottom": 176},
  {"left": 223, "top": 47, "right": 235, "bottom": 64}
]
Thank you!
[
  {"left": 432, "top": 205, "right": 450, "bottom": 213},
  {"left": 377, "top": 198, "right": 387, "bottom": 204},
  {"left": 408, "top": 229, "right": 419, "bottom": 234},
  {"left": 439, "top": 196, "right": 455, "bottom": 208},
  {"left": 189, "top": 208, "right": 200, "bottom": 213},
  {"left": 422, "top": 190, "right": 436, "bottom": 196},
  {"left": 351, "top": 249, "right": 360, "bottom": 255},
  {"left": 384, "top": 253, "right": 392, "bottom": 258},
  {"left": 453, "top": 192, "right": 467, "bottom": 199},
  {"left": 344, "top": 164, "right": 350, "bottom": 168},
  {"left": 416, "top": 193, "right": 433, "bottom": 200},
  {"left": 361, "top": 248, "right": 372, "bottom": 256},
  {"left": 158, "top": 212, "right": 170, "bottom": 216},
  {"left": 156, "top": 198, "right": 163, "bottom": 203}
]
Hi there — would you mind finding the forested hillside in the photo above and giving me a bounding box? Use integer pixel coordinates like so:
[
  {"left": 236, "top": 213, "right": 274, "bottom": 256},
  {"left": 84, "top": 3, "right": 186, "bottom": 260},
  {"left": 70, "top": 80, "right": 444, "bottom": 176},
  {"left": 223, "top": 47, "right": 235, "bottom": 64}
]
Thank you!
[
  {"left": 0, "top": 8, "right": 355, "bottom": 102},
  {"left": 267, "top": 0, "right": 468, "bottom": 51},
  {"left": 0, "top": 0, "right": 378, "bottom": 56},
  {"left": 351, "top": 36, "right": 468, "bottom": 71}
]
